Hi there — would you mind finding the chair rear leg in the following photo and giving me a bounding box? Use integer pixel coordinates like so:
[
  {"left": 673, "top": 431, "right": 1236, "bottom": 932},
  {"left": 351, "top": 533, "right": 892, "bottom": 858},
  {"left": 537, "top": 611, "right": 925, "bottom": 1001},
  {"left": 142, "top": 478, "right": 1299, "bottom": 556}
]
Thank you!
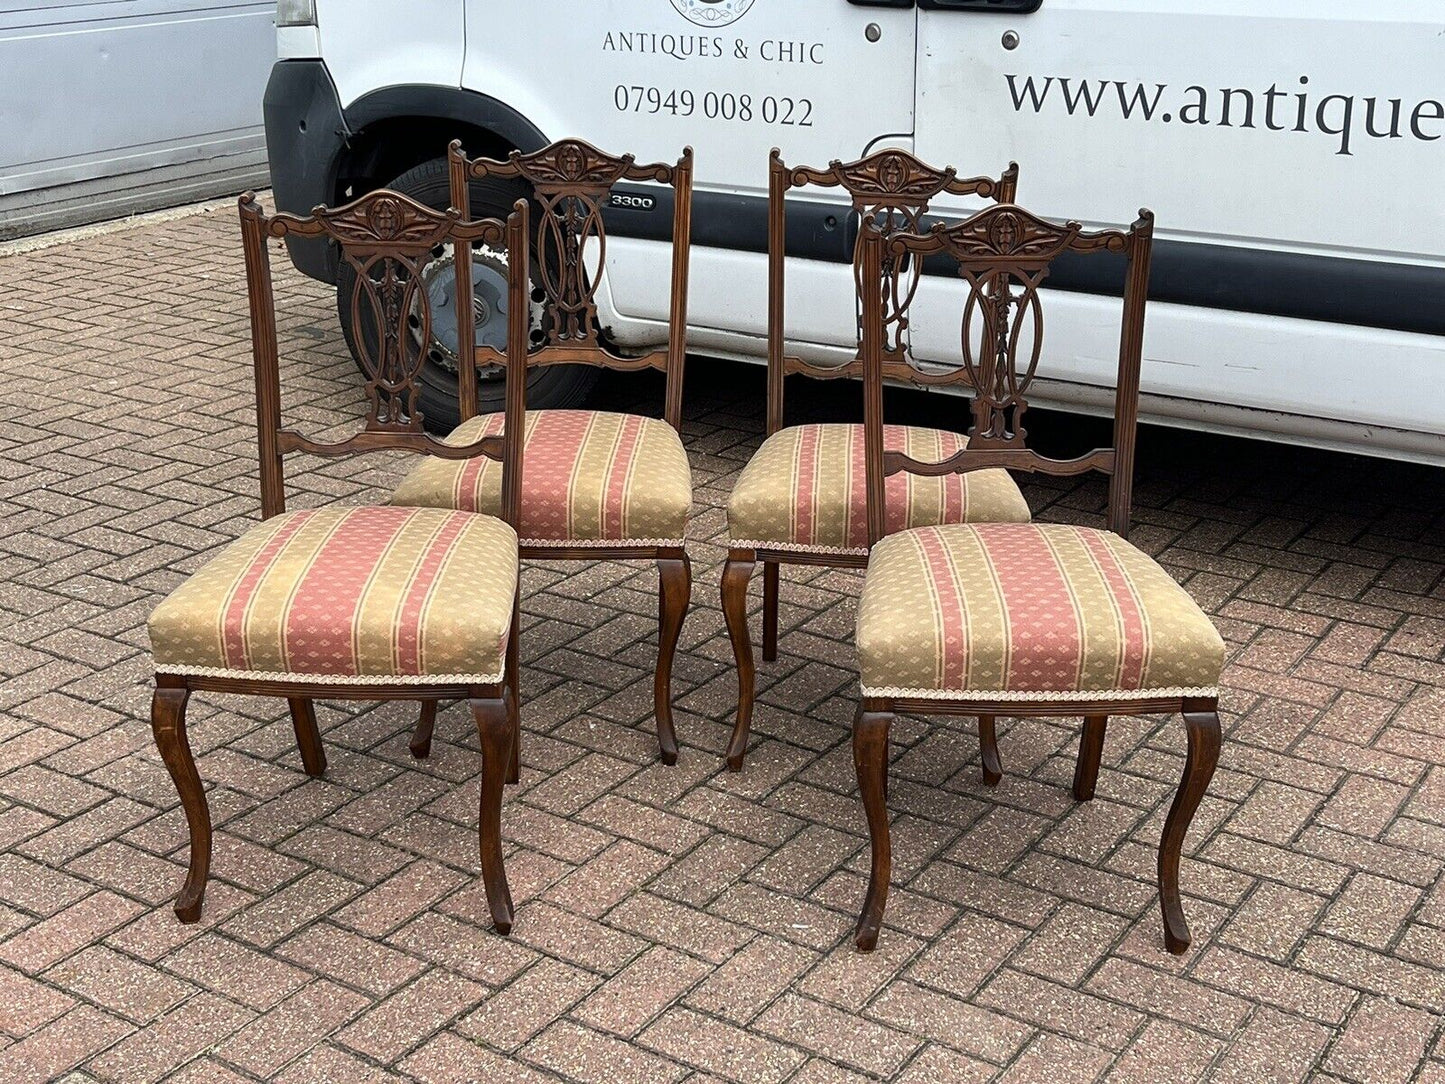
[
  {"left": 853, "top": 704, "right": 893, "bottom": 952},
  {"left": 410, "top": 701, "right": 437, "bottom": 759},
  {"left": 654, "top": 551, "right": 690, "bottom": 766},
  {"left": 507, "top": 600, "right": 521, "bottom": 784},
  {"left": 721, "top": 552, "right": 757, "bottom": 771},
  {"left": 471, "top": 692, "right": 516, "bottom": 934},
  {"left": 287, "top": 699, "right": 327, "bottom": 776},
  {"left": 978, "top": 715, "right": 1002, "bottom": 786},
  {"left": 152, "top": 685, "right": 209, "bottom": 923},
  {"left": 1159, "top": 709, "right": 1221, "bottom": 954},
  {"left": 762, "top": 560, "right": 780, "bottom": 662},
  {"left": 1074, "top": 715, "right": 1108, "bottom": 800}
]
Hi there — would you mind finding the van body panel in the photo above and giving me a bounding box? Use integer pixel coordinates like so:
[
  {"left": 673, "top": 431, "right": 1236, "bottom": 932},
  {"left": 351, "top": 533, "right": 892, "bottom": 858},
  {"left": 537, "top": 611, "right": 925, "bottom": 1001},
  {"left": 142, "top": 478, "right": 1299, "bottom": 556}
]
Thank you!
[
  {"left": 314, "top": 0, "right": 463, "bottom": 108},
  {"left": 460, "top": 0, "right": 916, "bottom": 195},
  {"left": 916, "top": 1, "right": 1445, "bottom": 258},
  {"left": 262, "top": 0, "right": 1445, "bottom": 462}
]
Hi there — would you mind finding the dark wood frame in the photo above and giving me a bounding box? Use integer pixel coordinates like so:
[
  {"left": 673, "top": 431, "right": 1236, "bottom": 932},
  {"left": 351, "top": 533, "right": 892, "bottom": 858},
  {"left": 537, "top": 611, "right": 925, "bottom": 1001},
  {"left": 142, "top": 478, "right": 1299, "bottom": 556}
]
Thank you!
[
  {"left": 151, "top": 191, "right": 530, "bottom": 932},
  {"left": 721, "top": 148, "right": 1019, "bottom": 771},
  {"left": 412, "top": 138, "right": 696, "bottom": 764},
  {"left": 851, "top": 203, "right": 1221, "bottom": 956}
]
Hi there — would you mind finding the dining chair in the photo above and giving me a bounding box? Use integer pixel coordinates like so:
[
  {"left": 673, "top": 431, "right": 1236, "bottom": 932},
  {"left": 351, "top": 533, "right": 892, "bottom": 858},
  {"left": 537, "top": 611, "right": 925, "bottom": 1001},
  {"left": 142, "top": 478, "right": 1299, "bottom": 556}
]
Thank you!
[
  {"left": 392, "top": 138, "right": 695, "bottom": 765},
  {"left": 721, "top": 148, "right": 1033, "bottom": 771},
  {"left": 146, "top": 191, "right": 530, "bottom": 933},
  {"left": 850, "top": 204, "right": 1226, "bottom": 955}
]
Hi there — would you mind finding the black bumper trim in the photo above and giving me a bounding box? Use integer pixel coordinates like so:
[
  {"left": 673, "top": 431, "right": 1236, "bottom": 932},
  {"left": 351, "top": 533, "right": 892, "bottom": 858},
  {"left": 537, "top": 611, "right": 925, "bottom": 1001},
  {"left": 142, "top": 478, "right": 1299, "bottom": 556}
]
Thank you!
[
  {"left": 263, "top": 59, "right": 349, "bottom": 283},
  {"left": 604, "top": 186, "right": 1445, "bottom": 338}
]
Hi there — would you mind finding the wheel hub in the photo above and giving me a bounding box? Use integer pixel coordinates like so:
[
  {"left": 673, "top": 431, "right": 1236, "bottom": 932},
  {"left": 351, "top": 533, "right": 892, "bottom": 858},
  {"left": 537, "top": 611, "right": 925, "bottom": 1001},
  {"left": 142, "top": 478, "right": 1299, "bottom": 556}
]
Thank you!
[{"left": 412, "top": 247, "right": 514, "bottom": 376}]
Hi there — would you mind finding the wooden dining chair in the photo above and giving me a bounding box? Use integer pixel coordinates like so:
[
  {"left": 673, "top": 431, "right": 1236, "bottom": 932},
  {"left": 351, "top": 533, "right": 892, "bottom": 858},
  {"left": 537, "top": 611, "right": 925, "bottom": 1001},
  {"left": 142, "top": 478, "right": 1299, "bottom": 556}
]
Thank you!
[
  {"left": 849, "top": 204, "right": 1226, "bottom": 955},
  {"left": 721, "top": 148, "right": 1033, "bottom": 771},
  {"left": 146, "top": 191, "right": 530, "bottom": 933},
  {"left": 392, "top": 138, "right": 695, "bottom": 765}
]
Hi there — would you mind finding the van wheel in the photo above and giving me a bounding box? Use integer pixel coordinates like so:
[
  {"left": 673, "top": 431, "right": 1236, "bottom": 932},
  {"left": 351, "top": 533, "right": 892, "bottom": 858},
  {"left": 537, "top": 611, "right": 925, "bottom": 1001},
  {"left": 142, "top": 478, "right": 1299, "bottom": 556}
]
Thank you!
[{"left": 335, "top": 156, "right": 597, "bottom": 434}]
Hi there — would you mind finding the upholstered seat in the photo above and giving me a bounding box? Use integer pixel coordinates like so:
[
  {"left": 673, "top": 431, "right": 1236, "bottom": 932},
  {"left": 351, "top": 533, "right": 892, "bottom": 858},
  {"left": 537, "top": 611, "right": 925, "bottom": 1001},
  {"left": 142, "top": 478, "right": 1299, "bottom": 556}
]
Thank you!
[
  {"left": 391, "top": 409, "right": 692, "bottom": 547},
  {"left": 857, "top": 523, "right": 1224, "bottom": 700},
  {"left": 149, "top": 506, "right": 518, "bottom": 683},
  {"left": 727, "top": 423, "right": 1031, "bottom": 555}
]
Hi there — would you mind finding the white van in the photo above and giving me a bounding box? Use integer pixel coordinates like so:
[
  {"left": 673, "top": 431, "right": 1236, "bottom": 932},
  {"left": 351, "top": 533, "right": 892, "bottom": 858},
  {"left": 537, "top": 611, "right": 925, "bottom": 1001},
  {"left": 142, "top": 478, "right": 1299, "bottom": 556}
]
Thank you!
[{"left": 263, "top": 0, "right": 1445, "bottom": 463}]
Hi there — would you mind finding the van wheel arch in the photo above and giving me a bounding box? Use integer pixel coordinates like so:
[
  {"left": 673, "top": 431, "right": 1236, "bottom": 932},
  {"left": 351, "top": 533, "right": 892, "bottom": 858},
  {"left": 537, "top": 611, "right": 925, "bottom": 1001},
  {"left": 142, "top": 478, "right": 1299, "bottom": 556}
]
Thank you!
[
  {"left": 333, "top": 85, "right": 550, "bottom": 204},
  {"left": 333, "top": 118, "right": 508, "bottom": 206}
]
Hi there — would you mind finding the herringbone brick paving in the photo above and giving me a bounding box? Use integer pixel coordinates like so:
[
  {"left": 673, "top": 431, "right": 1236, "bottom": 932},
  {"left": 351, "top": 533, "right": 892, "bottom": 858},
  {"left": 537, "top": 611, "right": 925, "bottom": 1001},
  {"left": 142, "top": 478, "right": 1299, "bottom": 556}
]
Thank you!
[{"left": 0, "top": 200, "right": 1442, "bottom": 1083}]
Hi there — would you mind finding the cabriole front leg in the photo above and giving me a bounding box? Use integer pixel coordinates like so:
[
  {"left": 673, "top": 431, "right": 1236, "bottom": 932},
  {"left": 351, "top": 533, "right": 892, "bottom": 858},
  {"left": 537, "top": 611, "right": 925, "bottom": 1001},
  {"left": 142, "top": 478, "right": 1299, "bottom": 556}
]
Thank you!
[
  {"left": 151, "top": 683, "right": 209, "bottom": 923},
  {"left": 721, "top": 551, "right": 757, "bottom": 771},
  {"left": 853, "top": 703, "right": 894, "bottom": 952},
  {"left": 472, "top": 692, "right": 516, "bottom": 934},
  {"left": 1159, "top": 709, "right": 1221, "bottom": 954}
]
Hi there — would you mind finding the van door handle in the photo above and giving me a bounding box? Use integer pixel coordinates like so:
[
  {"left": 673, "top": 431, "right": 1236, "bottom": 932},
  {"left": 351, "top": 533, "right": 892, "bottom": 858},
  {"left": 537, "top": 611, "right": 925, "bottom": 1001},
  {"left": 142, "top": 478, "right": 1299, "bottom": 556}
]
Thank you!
[{"left": 918, "top": 0, "right": 1041, "bottom": 11}]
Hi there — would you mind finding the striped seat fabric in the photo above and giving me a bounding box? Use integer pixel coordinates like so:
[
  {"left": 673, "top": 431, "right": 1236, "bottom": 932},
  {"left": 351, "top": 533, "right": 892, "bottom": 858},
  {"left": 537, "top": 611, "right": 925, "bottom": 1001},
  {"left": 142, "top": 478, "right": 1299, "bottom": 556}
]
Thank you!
[
  {"left": 857, "top": 523, "right": 1224, "bottom": 700},
  {"left": 727, "top": 423, "right": 1031, "bottom": 556},
  {"left": 148, "top": 507, "right": 518, "bottom": 683},
  {"left": 390, "top": 410, "right": 692, "bottom": 547}
]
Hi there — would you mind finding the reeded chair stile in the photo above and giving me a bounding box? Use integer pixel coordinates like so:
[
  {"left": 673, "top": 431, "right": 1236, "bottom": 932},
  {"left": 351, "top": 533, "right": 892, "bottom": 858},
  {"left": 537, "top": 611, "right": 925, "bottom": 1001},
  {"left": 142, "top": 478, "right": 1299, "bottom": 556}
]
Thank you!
[
  {"left": 146, "top": 191, "right": 531, "bottom": 933},
  {"left": 721, "top": 148, "right": 1032, "bottom": 771},
  {"left": 848, "top": 204, "right": 1226, "bottom": 954},
  {"left": 393, "top": 138, "right": 696, "bottom": 765}
]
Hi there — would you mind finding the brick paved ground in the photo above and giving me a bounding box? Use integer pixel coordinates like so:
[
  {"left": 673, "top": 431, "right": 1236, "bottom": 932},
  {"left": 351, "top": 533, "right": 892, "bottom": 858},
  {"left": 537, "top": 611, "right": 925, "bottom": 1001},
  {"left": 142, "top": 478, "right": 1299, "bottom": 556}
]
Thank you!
[{"left": 0, "top": 200, "right": 1442, "bottom": 1084}]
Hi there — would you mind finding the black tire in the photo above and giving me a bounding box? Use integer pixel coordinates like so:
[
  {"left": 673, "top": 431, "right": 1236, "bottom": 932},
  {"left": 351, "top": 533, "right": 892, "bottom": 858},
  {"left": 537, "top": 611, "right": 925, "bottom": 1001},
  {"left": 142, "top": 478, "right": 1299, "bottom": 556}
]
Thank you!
[{"left": 335, "top": 156, "right": 597, "bottom": 433}]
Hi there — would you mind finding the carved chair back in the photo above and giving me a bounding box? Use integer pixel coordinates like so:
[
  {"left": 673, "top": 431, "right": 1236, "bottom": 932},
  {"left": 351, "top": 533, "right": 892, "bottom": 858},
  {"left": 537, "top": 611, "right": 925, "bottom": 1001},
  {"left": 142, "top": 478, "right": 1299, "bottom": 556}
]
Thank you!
[
  {"left": 858, "top": 203, "right": 1155, "bottom": 542},
  {"left": 448, "top": 139, "right": 694, "bottom": 431},
  {"left": 766, "top": 148, "right": 1019, "bottom": 434},
  {"left": 238, "top": 190, "right": 530, "bottom": 523}
]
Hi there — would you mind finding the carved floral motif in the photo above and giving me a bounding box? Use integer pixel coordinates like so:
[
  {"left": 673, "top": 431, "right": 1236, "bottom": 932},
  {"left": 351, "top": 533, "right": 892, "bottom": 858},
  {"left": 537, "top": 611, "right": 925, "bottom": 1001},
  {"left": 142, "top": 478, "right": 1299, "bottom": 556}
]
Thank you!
[
  {"left": 504, "top": 138, "right": 641, "bottom": 190},
  {"left": 873, "top": 206, "right": 1131, "bottom": 447},
  {"left": 793, "top": 148, "right": 961, "bottom": 205},
  {"left": 466, "top": 140, "right": 679, "bottom": 348}
]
